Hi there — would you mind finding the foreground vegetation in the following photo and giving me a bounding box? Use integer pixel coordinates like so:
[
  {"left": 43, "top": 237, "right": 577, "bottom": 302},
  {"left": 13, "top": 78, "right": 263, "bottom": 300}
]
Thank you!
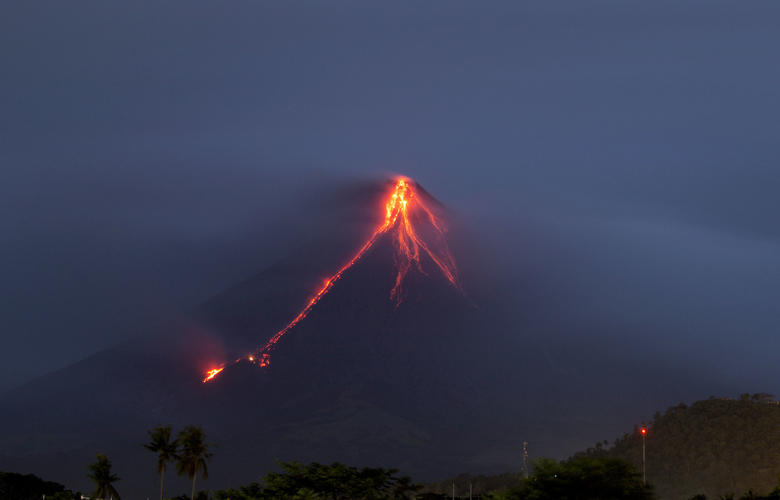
[
  {"left": 428, "top": 394, "right": 780, "bottom": 500},
  {"left": 1, "top": 456, "right": 651, "bottom": 500},
  {"left": 419, "top": 458, "right": 652, "bottom": 500},
  {"left": 421, "top": 471, "right": 525, "bottom": 498},
  {"left": 213, "top": 461, "right": 419, "bottom": 500},
  {"left": 0, "top": 471, "right": 81, "bottom": 500},
  {"left": 8, "top": 454, "right": 780, "bottom": 500},
  {"left": 7, "top": 395, "right": 780, "bottom": 500},
  {"left": 207, "top": 457, "right": 658, "bottom": 500},
  {"left": 0, "top": 424, "right": 213, "bottom": 500}
]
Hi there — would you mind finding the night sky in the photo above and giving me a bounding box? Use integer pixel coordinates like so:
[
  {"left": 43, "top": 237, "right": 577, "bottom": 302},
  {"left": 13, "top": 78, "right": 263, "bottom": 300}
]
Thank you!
[{"left": 2, "top": 0, "right": 780, "bottom": 404}]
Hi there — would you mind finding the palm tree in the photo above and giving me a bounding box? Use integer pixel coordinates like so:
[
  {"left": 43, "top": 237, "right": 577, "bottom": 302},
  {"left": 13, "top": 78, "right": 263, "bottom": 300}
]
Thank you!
[
  {"left": 87, "top": 454, "right": 121, "bottom": 500},
  {"left": 142, "top": 425, "right": 178, "bottom": 500},
  {"left": 176, "top": 425, "right": 214, "bottom": 500}
]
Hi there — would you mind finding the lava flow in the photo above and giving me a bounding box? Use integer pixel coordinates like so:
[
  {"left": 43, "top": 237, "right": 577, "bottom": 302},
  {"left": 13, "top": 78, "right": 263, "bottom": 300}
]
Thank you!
[
  {"left": 203, "top": 178, "right": 464, "bottom": 383},
  {"left": 203, "top": 367, "right": 223, "bottom": 382}
]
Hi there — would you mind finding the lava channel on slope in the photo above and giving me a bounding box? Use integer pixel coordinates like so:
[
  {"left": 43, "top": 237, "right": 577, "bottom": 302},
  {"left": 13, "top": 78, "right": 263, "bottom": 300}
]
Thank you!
[{"left": 204, "top": 178, "right": 465, "bottom": 382}]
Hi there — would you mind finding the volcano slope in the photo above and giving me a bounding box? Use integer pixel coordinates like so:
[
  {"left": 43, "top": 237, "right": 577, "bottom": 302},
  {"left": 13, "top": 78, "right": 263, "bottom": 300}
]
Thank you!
[{"left": 0, "top": 179, "right": 549, "bottom": 497}]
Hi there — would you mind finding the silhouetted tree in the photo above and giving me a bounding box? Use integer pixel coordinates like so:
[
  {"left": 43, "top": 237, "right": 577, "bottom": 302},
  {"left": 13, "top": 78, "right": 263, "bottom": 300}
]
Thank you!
[
  {"left": 87, "top": 454, "right": 121, "bottom": 500},
  {"left": 213, "top": 461, "right": 419, "bottom": 500},
  {"left": 176, "top": 425, "right": 214, "bottom": 500},
  {"left": 488, "top": 457, "right": 654, "bottom": 500},
  {"left": 143, "top": 425, "right": 179, "bottom": 500},
  {"left": 0, "top": 471, "right": 77, "bottom": 500}
]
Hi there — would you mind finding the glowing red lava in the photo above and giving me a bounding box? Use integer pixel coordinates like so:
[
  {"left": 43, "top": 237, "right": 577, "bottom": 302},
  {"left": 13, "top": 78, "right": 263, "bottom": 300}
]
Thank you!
[
  {"left": 203, "top": 367, "right": 224, "bottom": 382},
  {"left": 203, "top": 178, "right": 463, "bottom": 382}
]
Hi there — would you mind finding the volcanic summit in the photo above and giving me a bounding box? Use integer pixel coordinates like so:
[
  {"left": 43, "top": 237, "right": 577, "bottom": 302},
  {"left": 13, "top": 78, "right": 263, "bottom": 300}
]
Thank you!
[{"left": 203, "top": 178, "right": 470, "bottom": 383}]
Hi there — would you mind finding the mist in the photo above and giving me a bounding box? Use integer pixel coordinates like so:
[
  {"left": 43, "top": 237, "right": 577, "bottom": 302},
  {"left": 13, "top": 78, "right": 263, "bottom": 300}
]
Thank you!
[{"left": 2, "top": 0, "right": 779, "bottom": 419}]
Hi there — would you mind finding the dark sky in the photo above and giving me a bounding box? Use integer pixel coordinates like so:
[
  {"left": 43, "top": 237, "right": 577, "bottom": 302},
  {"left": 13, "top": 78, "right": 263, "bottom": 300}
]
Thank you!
[{"left": 2, "top": 1, "right": 780, "bottom": 399}]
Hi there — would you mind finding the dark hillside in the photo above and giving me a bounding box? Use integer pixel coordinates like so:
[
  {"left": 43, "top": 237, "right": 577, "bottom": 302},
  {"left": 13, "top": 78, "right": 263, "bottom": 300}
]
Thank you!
[{"left": 575, "top": 394, "right": 780, "bottom": 500}]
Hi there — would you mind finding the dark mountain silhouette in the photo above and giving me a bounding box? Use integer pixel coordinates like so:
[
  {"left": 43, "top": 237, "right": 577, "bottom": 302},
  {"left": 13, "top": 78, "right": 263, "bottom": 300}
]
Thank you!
[
  {"left": 0, "top": 179, "right": 544, "bottom": 497},
  {"left": 0, "top": 178, "right": 669, "bottom": 498}
]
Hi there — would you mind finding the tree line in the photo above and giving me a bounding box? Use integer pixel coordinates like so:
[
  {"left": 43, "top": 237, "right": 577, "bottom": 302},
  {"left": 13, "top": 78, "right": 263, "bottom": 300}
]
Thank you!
[
  {"left": 0, "top": 424, "right": 216, "bottom": 500},
  {"left": 142, "top": 424, "right": 214, "bottom": 500},
  {"left": 9, "top": 394, "right": 780, "bottom": 500},
  {"left": 421, "top": 394, "right": 780, "bottom": 500},
  {"left": 83, "top": 424, "right": 215, "bottom": 500}
]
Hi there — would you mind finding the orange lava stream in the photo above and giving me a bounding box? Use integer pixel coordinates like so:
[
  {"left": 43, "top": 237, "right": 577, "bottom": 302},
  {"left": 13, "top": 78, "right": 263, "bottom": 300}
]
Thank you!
[
  {"left": 386, "top": 180, "right": 462, "bottom": 301},
  {"left": 203, "top": 367, "right": 224, "bottom": 382},
  {"left": 203, "top": 178, "right": 463, "bottom": 382}
]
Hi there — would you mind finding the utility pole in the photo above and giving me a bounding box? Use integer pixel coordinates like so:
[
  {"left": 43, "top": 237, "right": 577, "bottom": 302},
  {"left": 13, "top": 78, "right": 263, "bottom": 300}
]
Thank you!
[
  {"left": 453, "top": 483, "right": 455, "bottom": 500},
  {"left": 523, "top": 441, "right": 529, "bottom": 478},
  {"left": 641, "top": 428, "right": 647, "bottom": 485},
  {"left": 470, "top": 483, "right": 472, "bottom": 500}
]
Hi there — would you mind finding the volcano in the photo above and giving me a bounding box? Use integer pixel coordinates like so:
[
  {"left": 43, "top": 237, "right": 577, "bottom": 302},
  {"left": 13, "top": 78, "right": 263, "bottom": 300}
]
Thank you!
[
  {"left": 203, "top": 178, "right": 469, "bottom": 383},
  {"left": 0, "top": 178, "right": 551, "bottom": 497}
]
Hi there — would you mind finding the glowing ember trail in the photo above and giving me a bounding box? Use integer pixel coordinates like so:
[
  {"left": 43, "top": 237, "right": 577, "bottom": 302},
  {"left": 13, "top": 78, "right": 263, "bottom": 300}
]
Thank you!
[
  {"left": 203, "top": 367, "right": 224, "bottom": 382},
  {"left": 203, "top": 178, "right": 464, "bottom": 382}
]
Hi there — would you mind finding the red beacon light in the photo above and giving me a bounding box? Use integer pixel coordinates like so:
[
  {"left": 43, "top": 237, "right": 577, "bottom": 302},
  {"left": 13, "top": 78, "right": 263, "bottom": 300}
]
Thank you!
[{"left": 641, "top": 428, "right": 646, "bottom": 434}]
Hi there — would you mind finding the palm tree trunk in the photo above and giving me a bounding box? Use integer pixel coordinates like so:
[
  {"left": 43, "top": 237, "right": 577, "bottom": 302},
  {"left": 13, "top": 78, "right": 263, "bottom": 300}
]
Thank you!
[
  {"left": 160, "top": 466, "right": 165, "bottom": 500},
  {"left": 191, "top": 471, "right": 197, "bottom": 500}
]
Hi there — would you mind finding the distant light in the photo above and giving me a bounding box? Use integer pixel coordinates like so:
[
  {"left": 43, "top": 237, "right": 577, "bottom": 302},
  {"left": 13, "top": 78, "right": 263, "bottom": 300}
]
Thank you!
[{"left": 641, "top": 429, "right": 646, "bottom": 434}]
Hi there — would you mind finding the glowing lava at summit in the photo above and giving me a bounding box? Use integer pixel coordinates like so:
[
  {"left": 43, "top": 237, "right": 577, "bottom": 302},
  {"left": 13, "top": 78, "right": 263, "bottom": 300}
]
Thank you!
[
  {"left": 203, "top": 178, "right": 464, "bottom": 382},
  {"left": 383, "top": 179, "right": 462, "bottom": 302}
]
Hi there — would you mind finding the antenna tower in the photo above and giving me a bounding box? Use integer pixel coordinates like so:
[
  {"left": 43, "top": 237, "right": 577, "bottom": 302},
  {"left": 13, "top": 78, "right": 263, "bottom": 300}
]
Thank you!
[{"left": 523, "top": 441, "right": 529, "bottom": 478}]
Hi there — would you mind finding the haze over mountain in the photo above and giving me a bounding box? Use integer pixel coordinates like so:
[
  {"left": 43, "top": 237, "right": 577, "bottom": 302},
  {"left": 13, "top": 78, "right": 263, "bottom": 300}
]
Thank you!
[
  {"left": 4, "top": 2, "right": 780, "bottom": 400},
  {"left": 0, "top": 179, "right": 535, "bottom": 497},
  {"left": 0, "top": 176, "right": 776, "bottom": 499},
  {"left": 2, "top": 4, "right": 780, "bottom": 499}
]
